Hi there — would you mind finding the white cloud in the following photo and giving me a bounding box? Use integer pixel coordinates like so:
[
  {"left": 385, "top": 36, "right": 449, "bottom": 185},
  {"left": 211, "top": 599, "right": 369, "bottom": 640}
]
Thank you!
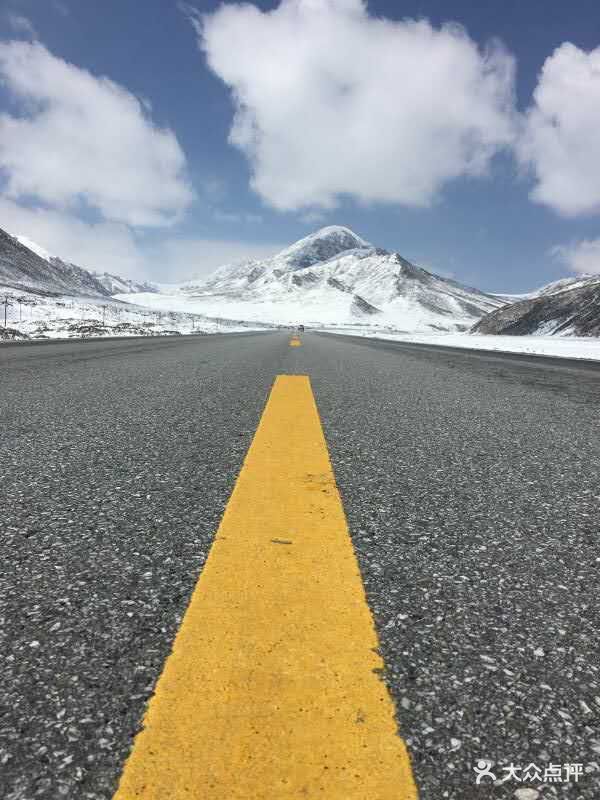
[
  {"left": 0, "top": 197, "right": 147, "bottom": 276},
  {"left": 52, "top": 1, "right": 70, "bottom": 17},
  {"left": 153, "top": 237, "right": 285, "bottom": 280},
  {"left": 213, "top": 209, "right": 263, "bottom": 224},
  {"left": 199, "top": 0, "right": 516, "bottom": 211},
  {"left": 0, "top": 198, "right": 284, "bottom": 281},
  {"left": 518, "top": 43, "right": 600, "bottom": 217},
  {"left": 299, "top": 210, "right": 329, "bottom": 225},
  {"left": 552, "top": 239, "right": 600, "bottom": 275},
  {"left": 0, "top": 40, "right": 193, "bottom": 227},
  {"left": 6, "top": 13, "right": 38, "bottom": 38}
]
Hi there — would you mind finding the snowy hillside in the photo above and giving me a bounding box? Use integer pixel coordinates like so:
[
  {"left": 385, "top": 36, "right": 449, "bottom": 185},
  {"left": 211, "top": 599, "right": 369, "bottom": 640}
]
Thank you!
[
  {"left": 534, "top": 275, "right": 600, "bottom": 297},
  {"left": 0, "top": 290, "right": 272, "bottom": 342},
  {"left": 93, "top": 272, "right": 159, "bottom": 295},
  {"left": 472, "top": 275, "right": 600, "bottom": 337},
  {"left": 0, "top": 226, "right": 271, "bottom": 342},
  {"left": 0, "top": 227, "right": 110, "bottom": 297},
  {"left": 136, "top": 226, "right": 504, "bottom": 331},
  {"left": 2, "top": 228, "right": 156, "bottom": 299},
  {"left": 15, "top": 235, "right": 53, "bottom": 262}
]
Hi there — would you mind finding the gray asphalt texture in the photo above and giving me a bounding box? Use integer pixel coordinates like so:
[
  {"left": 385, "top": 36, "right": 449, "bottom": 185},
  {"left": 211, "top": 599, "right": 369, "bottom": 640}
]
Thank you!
[{"left": 1, "top": 331, "right": 599, "bottom": 800}]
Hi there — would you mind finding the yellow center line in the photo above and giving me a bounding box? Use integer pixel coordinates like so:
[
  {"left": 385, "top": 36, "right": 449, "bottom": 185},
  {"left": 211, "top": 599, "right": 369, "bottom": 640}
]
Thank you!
[
  {"left": 290, "top": 337, "right": 302, "bottom": 346},
  {"left": 113, "top": 375, "right": 418, "bottom": 800}
]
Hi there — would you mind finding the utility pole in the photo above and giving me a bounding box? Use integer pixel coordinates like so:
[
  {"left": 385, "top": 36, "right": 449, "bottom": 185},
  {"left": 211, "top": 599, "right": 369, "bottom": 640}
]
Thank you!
[
  {"left": 2, "top": 295, "right": 13, "bottom": 328},
  {"left": 16, "top": 296, "right": 26, "bottom": 322}
]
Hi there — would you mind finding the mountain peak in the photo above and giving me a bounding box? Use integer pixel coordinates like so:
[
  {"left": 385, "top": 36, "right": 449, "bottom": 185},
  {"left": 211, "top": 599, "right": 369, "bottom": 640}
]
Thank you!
[
  {"left": 276, "top": 225, "right": 371, "bottom": 270},
  {"left": 309, "top": 225, "right": 369, "bottom": 242}
]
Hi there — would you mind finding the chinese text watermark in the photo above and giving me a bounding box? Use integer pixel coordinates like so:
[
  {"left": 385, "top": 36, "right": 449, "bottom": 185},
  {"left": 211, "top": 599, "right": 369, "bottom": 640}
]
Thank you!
[{"left": 474, "top": 760, "right": 584, "bottom": 785}]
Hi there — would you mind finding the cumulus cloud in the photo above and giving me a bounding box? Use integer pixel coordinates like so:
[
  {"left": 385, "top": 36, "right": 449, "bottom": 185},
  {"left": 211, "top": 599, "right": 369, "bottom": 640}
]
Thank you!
[
  {"left": 0, "top": 199, "right": 284, "bottom": 280},
  {"left": 552, "top": 239, "right": 600, "bottom": 275},
  {"left": 518, "top": 43, "right": 600, "bottom": 217},
  {"left": 0, "top": 40, "right": 194, "bottom": 227},
  {"left": 0, "top": 198, "right": 147, "bottom": 276},
  {"left": 198, "top": 0, "right": 516, "bottom": 211}
]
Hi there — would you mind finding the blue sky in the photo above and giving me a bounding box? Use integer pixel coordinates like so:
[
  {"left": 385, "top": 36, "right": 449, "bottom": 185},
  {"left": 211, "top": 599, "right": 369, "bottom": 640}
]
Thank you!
[{"left": 1, "top": 0, "right": 600, "bottom": 291}]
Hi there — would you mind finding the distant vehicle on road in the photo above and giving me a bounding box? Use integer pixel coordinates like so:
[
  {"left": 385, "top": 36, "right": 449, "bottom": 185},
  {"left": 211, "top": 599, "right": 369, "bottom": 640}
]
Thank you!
[{"left": 297, "top": 324, "right": 305, "bottom": 332}]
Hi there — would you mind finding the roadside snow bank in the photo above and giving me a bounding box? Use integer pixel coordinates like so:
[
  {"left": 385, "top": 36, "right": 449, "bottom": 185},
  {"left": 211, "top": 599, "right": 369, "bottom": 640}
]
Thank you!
[{"left": 321, "top": 328, "right": 600, "bottom": 361}]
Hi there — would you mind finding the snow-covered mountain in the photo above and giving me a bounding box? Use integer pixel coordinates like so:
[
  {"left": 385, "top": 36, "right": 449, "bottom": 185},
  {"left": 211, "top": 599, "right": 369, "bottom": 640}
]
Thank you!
[
  {"left": 93, "top": 272, "right": 159, "bottom": 295},
  {"left": 181, "top": 226, "right": 371, "bottom": 293},
  {"left": 472, "top": 274, "right": 600, "bottom": 337},
  {"left": 15, "top": 235, "right": 53, "bottom": 262},
  {"left": 170, "top": 226, "right": 504, "bottom": 330},
  {"left": 0, "top": 228, "right": 157, "bottom": 298},
  {"left": 0, "top": 227, "right": 110, "bottom": 297},
  {"left": 534, "top": 275, "right": 600, "bottom": 297}
]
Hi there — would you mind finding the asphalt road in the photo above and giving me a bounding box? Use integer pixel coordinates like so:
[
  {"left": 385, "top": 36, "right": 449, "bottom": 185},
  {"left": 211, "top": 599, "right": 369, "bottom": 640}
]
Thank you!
[{"left": 1, "top": 331, "right": 599, "bottom": 799}]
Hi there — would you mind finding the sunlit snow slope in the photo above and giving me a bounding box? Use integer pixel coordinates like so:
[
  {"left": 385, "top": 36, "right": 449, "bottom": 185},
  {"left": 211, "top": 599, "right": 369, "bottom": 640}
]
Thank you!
[{"left": 129, "top": 226, "right": 504, "bottom": 331}]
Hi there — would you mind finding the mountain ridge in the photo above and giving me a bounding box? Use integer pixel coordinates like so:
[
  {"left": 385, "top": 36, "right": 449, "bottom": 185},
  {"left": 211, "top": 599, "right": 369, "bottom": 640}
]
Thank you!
[
  {"left": 0, "top": 228, "right": 159, "bottom": 298},
  {"left": 173, "top": 226, "right": 505, "bottom": 330},
  {"left": 0, "top": 228, "right": 110, "bottom": 297},
  {"left": 93, "top": 272, "right": 159, "bottom": 295},
  {"left": 472, "top": 274, "right": 600, "bottom": 337},
  {"left": 8, "top": 222, "right": 595, "bottom": 336}
]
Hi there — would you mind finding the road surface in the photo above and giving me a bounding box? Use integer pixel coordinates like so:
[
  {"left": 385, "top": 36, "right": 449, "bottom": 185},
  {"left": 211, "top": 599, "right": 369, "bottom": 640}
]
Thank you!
[{"left": 1, "top": 331, "right": 599, "bottom": 799}]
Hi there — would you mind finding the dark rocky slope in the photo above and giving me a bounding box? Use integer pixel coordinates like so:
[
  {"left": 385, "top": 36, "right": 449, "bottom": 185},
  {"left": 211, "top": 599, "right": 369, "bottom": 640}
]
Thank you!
[
  {"left": 472, "top": 278, "right": 600, "bottom": 337},
  {"left": 0, "top": 227, "right": 110, "bottom": 296}
]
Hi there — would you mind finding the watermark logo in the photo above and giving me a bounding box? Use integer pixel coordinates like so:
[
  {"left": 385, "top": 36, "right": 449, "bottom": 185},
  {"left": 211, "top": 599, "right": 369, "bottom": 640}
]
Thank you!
[
  {"left": 474, "top": 760, "right": 496, "bottom": 784},
  {"left": 474, "top": 760, "right": 584, "bottom": 785}
]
